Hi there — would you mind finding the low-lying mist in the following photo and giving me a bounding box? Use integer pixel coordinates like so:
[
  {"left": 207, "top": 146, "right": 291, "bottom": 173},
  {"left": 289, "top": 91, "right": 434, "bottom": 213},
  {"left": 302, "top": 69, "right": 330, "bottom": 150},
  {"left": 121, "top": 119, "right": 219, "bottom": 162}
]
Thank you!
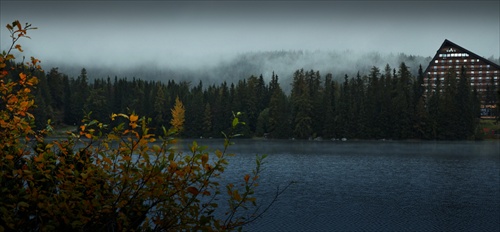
[{"left": 46, "top": 50, "right": 435, "bottom": 92}]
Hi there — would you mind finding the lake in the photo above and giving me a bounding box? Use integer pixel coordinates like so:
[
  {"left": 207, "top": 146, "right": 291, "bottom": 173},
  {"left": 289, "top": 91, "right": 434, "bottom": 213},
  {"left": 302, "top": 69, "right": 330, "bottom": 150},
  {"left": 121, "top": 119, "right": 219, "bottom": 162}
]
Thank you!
[{"left": 177, "top": 139, "right": 500, "bottom": 231}]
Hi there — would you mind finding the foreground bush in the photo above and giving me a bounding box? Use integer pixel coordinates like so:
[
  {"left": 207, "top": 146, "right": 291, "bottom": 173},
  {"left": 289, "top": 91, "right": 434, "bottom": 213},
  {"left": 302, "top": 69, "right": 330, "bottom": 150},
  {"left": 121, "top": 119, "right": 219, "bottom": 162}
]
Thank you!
[{"left": 0, "top": 20, "right": 282, "bottom": 231}]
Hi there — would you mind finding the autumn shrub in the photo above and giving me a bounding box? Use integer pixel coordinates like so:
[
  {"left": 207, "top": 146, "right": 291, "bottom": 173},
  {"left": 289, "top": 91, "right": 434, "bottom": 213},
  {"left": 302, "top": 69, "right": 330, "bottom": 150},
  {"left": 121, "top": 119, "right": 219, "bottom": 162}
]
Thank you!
[{"left": 0, "top": 20, "right": 284, "bottom": 231}]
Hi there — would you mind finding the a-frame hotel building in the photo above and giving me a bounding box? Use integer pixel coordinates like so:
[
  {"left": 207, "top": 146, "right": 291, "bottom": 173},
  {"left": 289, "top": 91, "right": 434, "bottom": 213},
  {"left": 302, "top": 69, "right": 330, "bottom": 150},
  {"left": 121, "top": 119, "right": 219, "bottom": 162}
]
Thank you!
[{"left": 423, "top": 39, "right": 499, "bottom": 115}]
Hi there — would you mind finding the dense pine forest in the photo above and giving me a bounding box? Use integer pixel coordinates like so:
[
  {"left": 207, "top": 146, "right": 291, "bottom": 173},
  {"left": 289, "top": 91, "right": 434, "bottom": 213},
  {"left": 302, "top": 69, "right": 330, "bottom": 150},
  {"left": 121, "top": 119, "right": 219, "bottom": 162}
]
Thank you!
[{"left": 5, "top": 60, "right": 486, "bottom": 140}]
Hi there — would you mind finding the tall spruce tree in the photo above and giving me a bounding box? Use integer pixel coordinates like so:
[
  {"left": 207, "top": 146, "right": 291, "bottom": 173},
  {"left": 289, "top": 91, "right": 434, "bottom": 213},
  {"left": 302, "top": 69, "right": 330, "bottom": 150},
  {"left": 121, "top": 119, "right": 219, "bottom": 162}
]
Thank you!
[
  {"left": 268, "top": 74, "right": 291, "bottom": 138},
  {"left": 291, "top": 69, "right": 312, "bottom": 139}
]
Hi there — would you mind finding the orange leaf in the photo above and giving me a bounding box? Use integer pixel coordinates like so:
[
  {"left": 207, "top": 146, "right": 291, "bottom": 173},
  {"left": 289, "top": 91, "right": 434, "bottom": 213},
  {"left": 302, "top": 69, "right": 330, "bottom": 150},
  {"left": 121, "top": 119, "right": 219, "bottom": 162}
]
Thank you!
[
  {"left": 7, "top": 96, "right": 18, "bottom": 104},
  {"left": 130, "top": 114, "right": 139, "bottom": 123},
  {"left": 19, "top": 73, "right": 26, "bottom": 81},
  {"left": 103, "top": 157, "right": 112, "bottom": 165},
  {"left": 233, "top": 190, "right": 241, "bottom": 201},
  {"left": 20, "top": 100, "right": 29, "bottom": 108},
  {"left": 15, "top": 44, "right": 23, "bottom": 52},
  {"left": 187, "top": 186, "right": 199, "bottom": 195},
  {"left": 30, "top": 57, "right": 39, "bottom": 65},
  {"left": 129, "top": 122, "right": 137, "bottom": 129},
  {"left": 169, "top": 161, "right": 177, "bottom": 171},
  {"left": 6, "top": 155, "right": 14, "bottom": 160},
  {"left": 244, "top": 174, "right": 250, "bottom": 183},
  {"left": 15, "top": 20, "right": 22, "bottom": 31},
  {"left": 201, "top": 154, "right": 208, "bottom": 165}
]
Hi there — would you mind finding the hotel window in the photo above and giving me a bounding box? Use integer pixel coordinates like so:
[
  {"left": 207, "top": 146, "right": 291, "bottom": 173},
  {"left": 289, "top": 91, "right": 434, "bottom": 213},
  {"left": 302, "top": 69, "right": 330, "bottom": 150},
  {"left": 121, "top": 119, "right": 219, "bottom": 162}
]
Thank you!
[
  {"left": 471, "top": 59, "right": 475, "bottom": 63},
  {"left": 477, "top": 59, "right": 480, "bottom": 62},
  {"left": 487, "top": 65, "right": 490, "bottom": 68},
  {"left": 495, "top": 71, "right": 498, "bottom": 73},
  {"left": 494, "top": 77, "right": 498, "bottom": 80},
  {"left": 456, "top": 66, "right": 460, "bottom": 69},
  {"left": 441, "top": 72, "right": 444, "bottom": 75},
  {"left": 433, "top": 66, "right": 437, "bottom": 69},
  {"left": 471, "top": 77, "right": 475, "bottom": 80},
  {"left": 455, "top": 59, "right": 459, "bottom": 63},
  {"left": 478, "top": 77, "right": 482, "bottom": 80},
  {"left": 487, "top": 71, "right": 490, "bottom": 74},
  {"left": 441, "top": 66, "right": 444, "bottom": 69},
  {"left": 435, "top": 60, "right": 439, "bottom": 63},
  {"left": 471, "top": 83, "right": 475, "bottom": 86},
  {"left": 464, "top": 59, "right": 467, "bottom": 62},
  {"left": 433, "top": 72, "right": 437, "bottom": 75},
  {"left": 479, "top": 71, "right": 482, "bottom": 74},
  {"left": 480, "top": 65, "right": 483, "bottom": 68},
  {"left": 448, "top": 60, "right": 453, "bottom": 63},
  {"left": 471, "top": 71, "right": 475, "bottom": 74}
]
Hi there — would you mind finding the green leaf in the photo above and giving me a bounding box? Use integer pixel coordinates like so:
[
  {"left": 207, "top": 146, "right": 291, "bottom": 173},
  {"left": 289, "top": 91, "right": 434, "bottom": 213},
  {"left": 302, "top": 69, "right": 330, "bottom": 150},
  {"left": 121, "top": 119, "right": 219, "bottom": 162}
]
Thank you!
[
  {"left": 152, "top": 144, "right": 161, "bottom": 153},
  {"left": 232, "top": 117, "right": 239, "bottom": 128},
  {"left": 17, "top": 202, "right": 29, "bottom": 208}
]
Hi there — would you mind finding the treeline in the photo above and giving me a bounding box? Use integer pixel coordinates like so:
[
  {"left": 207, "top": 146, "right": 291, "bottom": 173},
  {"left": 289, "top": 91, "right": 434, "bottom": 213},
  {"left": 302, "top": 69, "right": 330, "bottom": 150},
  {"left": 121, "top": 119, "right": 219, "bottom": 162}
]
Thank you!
[{"left": 12, "top": 61, "right": 483, "bottom": 140}]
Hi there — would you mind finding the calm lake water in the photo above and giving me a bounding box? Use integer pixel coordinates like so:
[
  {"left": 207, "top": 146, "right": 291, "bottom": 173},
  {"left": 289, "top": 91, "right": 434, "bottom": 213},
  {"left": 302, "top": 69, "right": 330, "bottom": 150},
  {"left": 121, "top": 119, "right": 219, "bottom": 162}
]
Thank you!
[{"left": 178, "top": 139, "right": 500, "bottom": 232}]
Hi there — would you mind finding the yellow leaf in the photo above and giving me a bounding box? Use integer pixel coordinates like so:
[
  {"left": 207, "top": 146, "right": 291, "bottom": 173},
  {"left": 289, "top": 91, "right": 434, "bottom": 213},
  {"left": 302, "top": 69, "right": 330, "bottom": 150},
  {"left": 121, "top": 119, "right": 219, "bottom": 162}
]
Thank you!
[
  {"left": 123, "top": 156, "right": 131, "bottom": 162},
  {"left": 17, "top": 202, "right": 29, "bottom": 208}
]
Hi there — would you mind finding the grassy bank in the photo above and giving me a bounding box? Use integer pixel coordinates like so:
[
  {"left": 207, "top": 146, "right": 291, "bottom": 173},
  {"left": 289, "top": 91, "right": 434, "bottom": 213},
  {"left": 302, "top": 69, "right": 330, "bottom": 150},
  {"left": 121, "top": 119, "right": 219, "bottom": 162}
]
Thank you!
[{"left": 479, "top": 118, "right": 500, "bottom": 139}]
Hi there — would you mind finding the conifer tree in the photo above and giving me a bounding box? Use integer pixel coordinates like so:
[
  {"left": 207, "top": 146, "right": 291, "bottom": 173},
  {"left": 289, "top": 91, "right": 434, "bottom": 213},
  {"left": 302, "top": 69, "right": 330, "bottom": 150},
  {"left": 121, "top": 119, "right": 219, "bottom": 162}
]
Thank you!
[
  {"left": 322, "top": 73, "right": 337, "bottom": 138},
  {"left": 291, "top": 69, "right": 312, "bottom": 139},
  {"left": 268, "top": 74, "right": 290, "bottom": 138}
]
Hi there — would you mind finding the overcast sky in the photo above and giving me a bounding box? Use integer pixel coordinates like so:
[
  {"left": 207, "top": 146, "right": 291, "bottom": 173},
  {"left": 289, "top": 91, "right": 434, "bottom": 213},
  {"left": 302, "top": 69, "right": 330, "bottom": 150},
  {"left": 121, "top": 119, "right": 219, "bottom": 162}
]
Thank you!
[{"left": 1, "top": 0, "right": 499, "bottom": 70}]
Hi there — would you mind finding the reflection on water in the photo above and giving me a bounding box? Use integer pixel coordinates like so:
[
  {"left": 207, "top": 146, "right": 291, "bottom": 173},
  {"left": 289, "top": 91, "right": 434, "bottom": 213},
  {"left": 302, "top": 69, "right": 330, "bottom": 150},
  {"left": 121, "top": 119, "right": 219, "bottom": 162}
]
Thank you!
[{"left": 177, "top": 139, "right": 500, "bottom": 231}]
